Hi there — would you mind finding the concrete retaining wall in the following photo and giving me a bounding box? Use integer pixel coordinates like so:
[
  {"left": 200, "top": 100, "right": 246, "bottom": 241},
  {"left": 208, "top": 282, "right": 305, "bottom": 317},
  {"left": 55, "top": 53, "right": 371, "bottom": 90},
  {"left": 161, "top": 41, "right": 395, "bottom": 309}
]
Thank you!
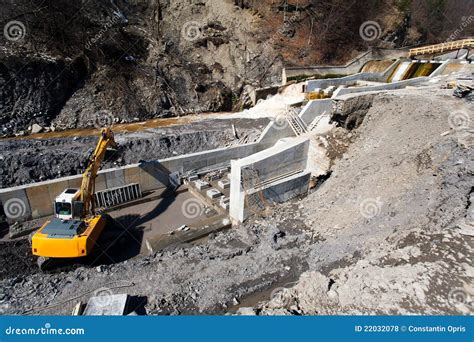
[
  {"left": 306, "top": 73, "right": 379, "bottom": 92},
  {"left": 429, "top": 59, "right": 459, "bottom": 77},
  {"left": 0, "top": 142, "right": 261, "bottom": 225},
  {"left": 258, "top": 170, "right": 311, "bottom": 203},
  {"left": 257, "top": 98, "right": 333, "bottom": 146},
  {"left": 159, "top": 142, "right": 260, "bottom": 174},
  {"left": 282, "top": 48, "right": 408, "bottom": 84},
  {"left": 332, "top": 77, "right": 428, "bottom": 97},
  {"left": 299, "top": 99, "right": 333, "bottom": 126},
  {"left": 229, "top": 138, "right": 309, "bottom": 223},
  {"left": 305, "top": 59, "right": 402, "bottom": 91},
  {"left": 257, "top": 117, "right": 296, "bottom": 146}
]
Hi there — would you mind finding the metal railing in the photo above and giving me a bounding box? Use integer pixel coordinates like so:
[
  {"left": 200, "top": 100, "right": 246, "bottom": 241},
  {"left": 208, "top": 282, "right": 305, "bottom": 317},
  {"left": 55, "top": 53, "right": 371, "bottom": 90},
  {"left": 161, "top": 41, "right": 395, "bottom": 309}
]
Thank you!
[
  {"left": 95, "top": 183, "right": 142, "bottom": 208},
  {"left": 408, "top": 38, "right": 474, "bottom": 57}
]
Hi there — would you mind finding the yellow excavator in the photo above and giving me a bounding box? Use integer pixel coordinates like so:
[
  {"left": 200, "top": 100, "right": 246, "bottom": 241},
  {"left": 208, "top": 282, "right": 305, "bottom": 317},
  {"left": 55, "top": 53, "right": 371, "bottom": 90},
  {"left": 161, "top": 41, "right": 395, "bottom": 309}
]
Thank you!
[{"left": 31, "top": 128, "right": 118, "bottom": 268}]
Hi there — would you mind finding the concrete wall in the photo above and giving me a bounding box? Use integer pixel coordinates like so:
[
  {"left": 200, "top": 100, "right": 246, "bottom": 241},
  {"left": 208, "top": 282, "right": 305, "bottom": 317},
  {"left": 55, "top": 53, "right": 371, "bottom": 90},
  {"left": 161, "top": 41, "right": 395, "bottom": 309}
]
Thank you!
[
  {"left": 332, "top": 77, "right": 428, "bottom": 97},
  {"left": 257, "top": 99, "right": 333, "bottom": 146},
  {"left": 305, "top": 59, "right": 402, "bottom": 91},
  {"left": 282, "top": 48, "right": 408, "bottom": 84},
  {"left": 257, "top": 170, "right": 310, "bottom": 204},
  {"left": 306, "top": 73, "right": 378, "bottom": 92},
  {"left": 230, "top": 138, "right": 310, "bottom": 223},
  {"left": 0, "top": 142, "right": 261, "bottom": 225},
  {"left": 159, "top": 142, "right": 260, "bottom": 174},
  {"left": 257, "top": 116, "right": 296, "bottom": 146},
  {"left": 429, "top": 59, "right": 459, "bottom": 77},
  {"left": 299, "top": 99, "right": 333, "bottom": 126}
]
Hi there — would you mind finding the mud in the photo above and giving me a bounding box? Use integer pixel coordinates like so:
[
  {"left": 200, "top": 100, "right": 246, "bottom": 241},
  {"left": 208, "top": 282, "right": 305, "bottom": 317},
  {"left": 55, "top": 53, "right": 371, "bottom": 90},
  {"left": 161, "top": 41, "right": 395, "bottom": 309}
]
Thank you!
[
  {"left": 0, "top": 118, "right": 267, "bottom": 188},
  {"left": 0, "top": 239, "right": 37, "bottom": 281}
]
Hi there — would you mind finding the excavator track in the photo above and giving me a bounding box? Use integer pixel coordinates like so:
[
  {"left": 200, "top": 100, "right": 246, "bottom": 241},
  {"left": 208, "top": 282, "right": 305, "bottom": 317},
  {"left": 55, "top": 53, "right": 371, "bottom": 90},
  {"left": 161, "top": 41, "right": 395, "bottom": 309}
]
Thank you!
[{"left": 37, "top": 256, "right": 67, "bottom": 271}]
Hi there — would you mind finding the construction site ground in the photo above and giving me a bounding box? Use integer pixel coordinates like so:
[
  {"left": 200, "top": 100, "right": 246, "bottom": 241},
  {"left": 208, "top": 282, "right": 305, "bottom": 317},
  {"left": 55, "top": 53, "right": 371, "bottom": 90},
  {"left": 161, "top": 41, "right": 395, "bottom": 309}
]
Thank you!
[
  {"left": 0, "top": 117, "right": 269, "bottom": 188},
  {"left": 1, "top": 76, "right": 472, "bottom": 316}
]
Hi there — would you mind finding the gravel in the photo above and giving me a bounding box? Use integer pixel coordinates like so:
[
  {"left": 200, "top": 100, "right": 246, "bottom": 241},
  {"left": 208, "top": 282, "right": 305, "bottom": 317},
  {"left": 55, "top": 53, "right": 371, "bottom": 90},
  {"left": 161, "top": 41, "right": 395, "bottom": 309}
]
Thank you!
[{"left": 1, "top": 80, "right": 472, "bottom": 316}]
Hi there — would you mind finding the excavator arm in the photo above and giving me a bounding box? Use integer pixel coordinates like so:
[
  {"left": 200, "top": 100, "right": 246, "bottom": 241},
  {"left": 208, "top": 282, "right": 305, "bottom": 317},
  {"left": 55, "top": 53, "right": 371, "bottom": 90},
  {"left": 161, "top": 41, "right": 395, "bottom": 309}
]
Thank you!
[{"left": 79, "top": 128, "right": 118, "bottom": 216}]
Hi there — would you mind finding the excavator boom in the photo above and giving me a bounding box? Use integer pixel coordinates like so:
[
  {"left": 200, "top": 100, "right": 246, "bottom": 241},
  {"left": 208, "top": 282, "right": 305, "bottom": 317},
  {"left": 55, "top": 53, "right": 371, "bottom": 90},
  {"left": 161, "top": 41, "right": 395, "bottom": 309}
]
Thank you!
[{"left": 79, "top": 128, "right": 118, "bottom": 215}]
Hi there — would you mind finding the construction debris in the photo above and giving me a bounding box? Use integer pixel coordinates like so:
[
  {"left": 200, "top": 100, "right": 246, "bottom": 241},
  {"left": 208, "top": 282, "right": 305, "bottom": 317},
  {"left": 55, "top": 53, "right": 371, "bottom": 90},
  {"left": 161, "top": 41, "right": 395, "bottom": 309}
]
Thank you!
[{"left": 83, "top": 294, "right": 129, "bottom": 316}]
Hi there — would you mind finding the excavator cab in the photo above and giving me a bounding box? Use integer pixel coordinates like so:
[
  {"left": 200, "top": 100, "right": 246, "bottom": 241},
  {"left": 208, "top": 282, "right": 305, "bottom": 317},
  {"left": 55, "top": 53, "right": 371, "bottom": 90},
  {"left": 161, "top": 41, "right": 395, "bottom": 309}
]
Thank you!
[{"left": 54, "top": 188, "right": 83, "bottom": 220}]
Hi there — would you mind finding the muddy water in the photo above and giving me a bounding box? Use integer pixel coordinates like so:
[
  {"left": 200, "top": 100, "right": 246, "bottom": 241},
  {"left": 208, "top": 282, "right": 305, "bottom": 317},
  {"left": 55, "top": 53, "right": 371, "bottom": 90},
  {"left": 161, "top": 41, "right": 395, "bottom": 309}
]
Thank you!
[
  {"left": 226, "top": 272, "right": 301, "bottom": 314},
  {"left": 2, "top": 112, "right": 232, "bottom": 141}
]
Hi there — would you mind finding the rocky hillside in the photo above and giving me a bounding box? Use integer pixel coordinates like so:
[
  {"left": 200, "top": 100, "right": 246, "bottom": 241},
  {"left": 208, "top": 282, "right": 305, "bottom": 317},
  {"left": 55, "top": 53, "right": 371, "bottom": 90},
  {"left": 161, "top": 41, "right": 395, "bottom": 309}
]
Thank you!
[{"left": 0, "top": 0, "right": 472, "bottom": 136}]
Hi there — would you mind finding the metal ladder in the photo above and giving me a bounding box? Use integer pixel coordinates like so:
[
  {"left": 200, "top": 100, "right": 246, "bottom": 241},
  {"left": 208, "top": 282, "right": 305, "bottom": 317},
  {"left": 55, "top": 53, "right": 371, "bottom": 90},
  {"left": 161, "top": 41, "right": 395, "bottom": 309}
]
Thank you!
[
  {"left": 307, "top": 111, "right": 329, "bottom": 131},
  {"left": 285, "top": 108, "right": 308, "bottom": 136}
]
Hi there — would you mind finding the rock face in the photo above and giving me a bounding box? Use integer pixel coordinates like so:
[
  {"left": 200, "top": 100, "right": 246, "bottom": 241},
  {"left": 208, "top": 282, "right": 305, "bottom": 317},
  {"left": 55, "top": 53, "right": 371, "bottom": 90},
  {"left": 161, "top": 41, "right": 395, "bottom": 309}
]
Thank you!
[
  {"left": 0, "top": 0, "right": 280, "bottom": 136},
  {"left": 0, "top": 55, "right": 87, "bottom": 136},
  {"left": 1, "top": 0, "right": 471, "bottom": 136}
]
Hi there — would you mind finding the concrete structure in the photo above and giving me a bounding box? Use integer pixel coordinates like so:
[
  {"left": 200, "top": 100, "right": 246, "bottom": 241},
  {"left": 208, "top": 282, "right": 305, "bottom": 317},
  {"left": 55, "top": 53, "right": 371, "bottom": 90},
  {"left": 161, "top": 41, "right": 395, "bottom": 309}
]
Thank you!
[
  {"left": 305, "top": 59, "right": 400, "bottom": 92},
  {"left": 6, "top": 44, "right": 468, "bottom": 233},
  {"left": 305, "top": 56, "right": 473, "bottom": 95},
  {"left": 83, "top": 294, "right": 129, "bottom": 316},
  {"left": 217, "top": 179, "right": 230, "bottom": 190},
  {"left": 282, "top": 48, "right": 408, "bottom": 84},
  {"left": 408, "top": 38, "right": 474, "bottom": 57},
  {"left": 207, "top": 188, "right": 221, "bottom": 199},
  {"left": 229, "top": 138, "right": 310, "bottom": 223},
  {"left": 195, "top": 180, "right": 210, "bottom": 190},
  {"left": 257, "top": 99, "right": 333, "bottom": 147},
  {"left": 0, "top": 142, "right": 261, "bottom": 225},
  {"left": 332, "top": 76, "right": 429, "bottom": 97},
  {"left": 187, "top": 174, "right": 199, "bottom": 182}
]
